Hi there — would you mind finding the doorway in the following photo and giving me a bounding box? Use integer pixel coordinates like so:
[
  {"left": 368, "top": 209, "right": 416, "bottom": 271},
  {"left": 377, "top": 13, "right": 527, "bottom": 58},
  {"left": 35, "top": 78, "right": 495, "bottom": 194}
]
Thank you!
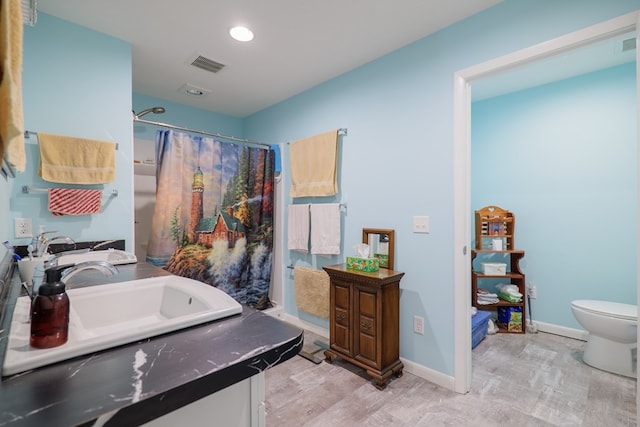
[{"left": 452, "top": 11, "right": 639, "bottom": 399}]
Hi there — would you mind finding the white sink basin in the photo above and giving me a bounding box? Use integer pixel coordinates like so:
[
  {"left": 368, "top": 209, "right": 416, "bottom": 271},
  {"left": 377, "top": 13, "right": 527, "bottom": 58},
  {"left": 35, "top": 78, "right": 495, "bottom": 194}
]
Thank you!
[
  {"left": 56, "top": 249, "right": 137, "bottom": 266},
  {"left": 2, "top": 276, "right": 242, "bottom": 376}
]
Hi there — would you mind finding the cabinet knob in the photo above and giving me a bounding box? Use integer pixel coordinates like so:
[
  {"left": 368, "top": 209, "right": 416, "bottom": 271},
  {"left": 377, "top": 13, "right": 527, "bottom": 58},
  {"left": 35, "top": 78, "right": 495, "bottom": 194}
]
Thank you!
[
  {"left": 336, "top": 313, "right": 345, "bottom": 321},
  {"left": 361, "top": 321, "right": 372, "bottom": 330}
]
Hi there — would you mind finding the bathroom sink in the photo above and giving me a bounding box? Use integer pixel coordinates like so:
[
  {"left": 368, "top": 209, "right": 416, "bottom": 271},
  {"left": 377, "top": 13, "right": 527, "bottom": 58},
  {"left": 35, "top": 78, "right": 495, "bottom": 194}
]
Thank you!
[
  {"left": 56, "top": 248, "right": 137, "bottom": 266},
  {"left": 2, "top": 276, "right": 242, "bottom": 376}
]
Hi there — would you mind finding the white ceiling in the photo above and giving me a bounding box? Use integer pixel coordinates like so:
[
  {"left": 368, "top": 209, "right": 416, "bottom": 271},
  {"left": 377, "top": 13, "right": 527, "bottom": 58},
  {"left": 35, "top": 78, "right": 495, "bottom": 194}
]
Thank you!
[{"left": 36, "top": 0, "right": 503, "bottom": 118}]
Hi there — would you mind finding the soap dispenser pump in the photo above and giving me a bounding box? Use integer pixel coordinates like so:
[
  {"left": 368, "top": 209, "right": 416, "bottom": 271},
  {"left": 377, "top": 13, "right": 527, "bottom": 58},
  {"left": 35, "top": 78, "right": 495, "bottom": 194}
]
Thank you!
[{"left": 30, "top": 264, "right": 74, "bottom": 349}]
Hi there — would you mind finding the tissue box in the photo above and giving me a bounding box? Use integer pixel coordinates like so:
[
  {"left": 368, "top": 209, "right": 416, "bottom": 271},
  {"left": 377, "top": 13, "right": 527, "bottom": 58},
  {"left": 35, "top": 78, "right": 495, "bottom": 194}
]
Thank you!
[
  {"left": 346, "top": 256, "right": 379, "bottom": 272},
  {"left": 481, "top": 262, "right": 507, "bottom": 275},
  {"left": 497, "top": 307, "right": 523, "bottom": 332}
]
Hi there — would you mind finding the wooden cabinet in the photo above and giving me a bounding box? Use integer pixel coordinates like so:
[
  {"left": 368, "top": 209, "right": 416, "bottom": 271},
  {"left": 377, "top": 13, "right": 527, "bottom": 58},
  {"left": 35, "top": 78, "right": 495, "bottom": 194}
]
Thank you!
[{"left": 323, "top": 264, "right": 404, "bottom": 390}]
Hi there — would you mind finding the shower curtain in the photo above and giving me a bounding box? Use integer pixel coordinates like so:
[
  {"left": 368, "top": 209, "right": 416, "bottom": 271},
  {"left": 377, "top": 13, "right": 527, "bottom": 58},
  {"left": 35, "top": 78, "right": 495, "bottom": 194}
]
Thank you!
[{"left": 146, "top": 130, "right": 275, "bottom": 309}]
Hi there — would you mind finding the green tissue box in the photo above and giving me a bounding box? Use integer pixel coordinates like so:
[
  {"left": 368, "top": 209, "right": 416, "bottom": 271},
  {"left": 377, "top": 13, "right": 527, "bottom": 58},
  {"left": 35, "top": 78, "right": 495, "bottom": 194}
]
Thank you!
[{"left": 346, "top": 256, "right": 379, "bottom": 272}]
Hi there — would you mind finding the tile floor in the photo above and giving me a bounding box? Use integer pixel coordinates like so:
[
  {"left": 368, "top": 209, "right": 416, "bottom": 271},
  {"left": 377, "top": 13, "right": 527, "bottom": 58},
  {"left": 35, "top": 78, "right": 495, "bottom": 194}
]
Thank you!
[{"left": 265, "top": 330, "right": 637, "bottom": 426}]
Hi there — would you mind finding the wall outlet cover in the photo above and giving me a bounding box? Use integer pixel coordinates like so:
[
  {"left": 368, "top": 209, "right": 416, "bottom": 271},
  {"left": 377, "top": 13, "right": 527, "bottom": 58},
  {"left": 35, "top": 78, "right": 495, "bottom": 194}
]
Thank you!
[{"left": 14, "top": 218, "right": 33, "bottom": 238}]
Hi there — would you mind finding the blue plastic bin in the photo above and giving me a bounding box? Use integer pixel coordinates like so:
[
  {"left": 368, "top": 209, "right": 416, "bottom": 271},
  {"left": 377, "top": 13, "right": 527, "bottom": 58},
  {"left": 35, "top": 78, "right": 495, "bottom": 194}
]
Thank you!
[{"left": 471, "top": 310, "right": 492, "bottom": 349}]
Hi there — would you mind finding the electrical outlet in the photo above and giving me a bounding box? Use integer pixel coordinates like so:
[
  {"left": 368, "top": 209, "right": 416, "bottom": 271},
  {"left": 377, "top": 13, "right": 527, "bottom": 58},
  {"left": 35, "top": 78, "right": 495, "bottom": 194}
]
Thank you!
[
  {"left": 14, "top": 218, "right": 33, "bottom": 238},
  {"left": 527, "top": 283, "right": 537, "bottom": 299},
  {"left": 413, "top": 315, "right": 425, "bottom": 335}
]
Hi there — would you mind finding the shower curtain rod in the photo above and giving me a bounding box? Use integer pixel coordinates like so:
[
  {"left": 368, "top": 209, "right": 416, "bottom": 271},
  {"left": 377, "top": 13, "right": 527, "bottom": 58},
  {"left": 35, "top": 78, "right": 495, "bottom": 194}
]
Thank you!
[{"left": 133, "top": 117, "right": 272, "bottom": 149}]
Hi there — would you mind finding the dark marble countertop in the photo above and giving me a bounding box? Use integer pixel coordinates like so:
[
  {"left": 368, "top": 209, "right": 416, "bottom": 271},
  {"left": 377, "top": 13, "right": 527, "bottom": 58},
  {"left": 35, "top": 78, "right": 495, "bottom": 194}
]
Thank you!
[{"left": 0, "top": 263, "right": 303, "bottom": 427}]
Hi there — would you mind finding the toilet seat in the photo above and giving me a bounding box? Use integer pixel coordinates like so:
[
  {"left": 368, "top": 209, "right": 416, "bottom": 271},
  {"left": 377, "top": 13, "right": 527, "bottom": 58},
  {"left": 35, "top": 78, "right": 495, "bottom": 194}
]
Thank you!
[{"left": 571, "top": 300, "right": 637, "bottom": 321}]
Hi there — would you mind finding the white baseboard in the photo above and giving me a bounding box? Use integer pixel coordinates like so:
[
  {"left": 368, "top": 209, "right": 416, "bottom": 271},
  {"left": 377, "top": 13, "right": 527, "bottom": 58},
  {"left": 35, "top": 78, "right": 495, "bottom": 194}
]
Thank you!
[
  {"left": 265, "top": 311, "right": 329, "bottom": 339},
  {"left": 400, "top": 358, "right": 456, "bottom": 391},
  {"left": 534, "top": 321, "right": 588, "bottom": 341}
]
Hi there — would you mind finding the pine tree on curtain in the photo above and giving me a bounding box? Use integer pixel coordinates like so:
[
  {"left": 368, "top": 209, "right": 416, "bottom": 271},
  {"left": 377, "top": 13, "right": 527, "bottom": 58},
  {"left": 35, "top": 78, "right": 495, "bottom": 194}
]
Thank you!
[{"left": 146, "top": 130, "right": 275, "bottom": 309}]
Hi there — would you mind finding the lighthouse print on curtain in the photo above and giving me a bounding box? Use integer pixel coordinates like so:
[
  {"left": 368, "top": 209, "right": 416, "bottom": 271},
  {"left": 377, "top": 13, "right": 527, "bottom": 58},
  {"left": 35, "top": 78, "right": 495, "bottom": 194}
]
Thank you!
[{"left": 146, "top": 130, "right": 275, "bottom": 309}]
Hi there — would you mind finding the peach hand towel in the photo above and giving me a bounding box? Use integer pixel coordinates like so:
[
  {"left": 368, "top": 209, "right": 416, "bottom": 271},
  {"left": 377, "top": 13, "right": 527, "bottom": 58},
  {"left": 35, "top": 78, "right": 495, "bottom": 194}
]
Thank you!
[
  {"left": 289, "top": 130, "right": 338, "bottom": 197},
  {"left": 0, "top": 0, "right": 26, "bottom": 172},
  {"left": 38, "top": 133, "right": 116, "bottom": 184},
  {"left": 287, "top": 204, "right": 310, "bottom": 252},
  {"left": 293, "top": 266, "right": 330, "bottom": 319},
  {"left": 48, "top": 188, "right": 102, "bottom": 216},
  {"left": 310, "top": 203, "right": 341, "bottom": 255}
]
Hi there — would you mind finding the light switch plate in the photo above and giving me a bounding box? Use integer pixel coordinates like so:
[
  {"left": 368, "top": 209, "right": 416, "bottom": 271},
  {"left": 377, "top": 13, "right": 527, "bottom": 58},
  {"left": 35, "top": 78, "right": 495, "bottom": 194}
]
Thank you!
[{"left": 413, "top": 216, "right": 429, "bottom": 233}]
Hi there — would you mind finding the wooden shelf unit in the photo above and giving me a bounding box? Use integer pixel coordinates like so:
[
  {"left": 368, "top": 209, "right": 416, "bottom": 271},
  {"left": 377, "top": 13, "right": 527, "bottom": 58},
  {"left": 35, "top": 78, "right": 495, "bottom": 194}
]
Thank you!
[
  {"left": 471, "top": 206, "right": 527, "bottom": 334},
  {"left": 475, "top": 205, "right": 515, "bottom": 251},
  {"left": 471, "top": 249, "right": 526, "bottom": 334}
]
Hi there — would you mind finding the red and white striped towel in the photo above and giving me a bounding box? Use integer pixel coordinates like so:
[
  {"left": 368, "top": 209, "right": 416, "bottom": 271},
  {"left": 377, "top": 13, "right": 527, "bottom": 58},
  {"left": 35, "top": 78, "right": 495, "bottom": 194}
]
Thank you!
[{"left": 48, "top": 188, "right": 102, "bottom": 216}]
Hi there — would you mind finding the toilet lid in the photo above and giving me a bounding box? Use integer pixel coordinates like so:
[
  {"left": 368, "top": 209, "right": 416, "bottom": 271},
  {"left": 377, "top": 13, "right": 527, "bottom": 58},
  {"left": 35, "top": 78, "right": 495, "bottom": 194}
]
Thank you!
[{"left": 572, "top": 300, "right": 637, "bottom": 321}]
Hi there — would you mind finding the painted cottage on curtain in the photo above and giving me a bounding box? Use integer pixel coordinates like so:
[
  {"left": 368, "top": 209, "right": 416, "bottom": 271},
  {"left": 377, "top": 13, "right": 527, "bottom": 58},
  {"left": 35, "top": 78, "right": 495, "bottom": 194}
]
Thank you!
[{"left": 187, "top": 166, "right": 246, "bottom": 249}]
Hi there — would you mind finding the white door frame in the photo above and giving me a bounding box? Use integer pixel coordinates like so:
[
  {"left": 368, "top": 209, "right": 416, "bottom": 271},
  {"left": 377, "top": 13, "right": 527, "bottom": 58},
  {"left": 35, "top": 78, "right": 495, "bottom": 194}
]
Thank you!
[{"left": 452, "top": 11, "right": 639, "bottom": 396}]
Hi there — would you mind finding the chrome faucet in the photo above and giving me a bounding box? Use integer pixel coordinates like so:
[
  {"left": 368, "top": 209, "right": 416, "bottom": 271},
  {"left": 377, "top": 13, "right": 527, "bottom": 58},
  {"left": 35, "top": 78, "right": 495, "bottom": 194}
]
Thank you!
[
  {"left": 60, "top": 261, "right": 119, "bottom": 285},
  {"left": 37, "top": 236, "right": 76, "bottom": 258},
  {"left": 25, "top": 261, "right": 118, "bottom": 299}
]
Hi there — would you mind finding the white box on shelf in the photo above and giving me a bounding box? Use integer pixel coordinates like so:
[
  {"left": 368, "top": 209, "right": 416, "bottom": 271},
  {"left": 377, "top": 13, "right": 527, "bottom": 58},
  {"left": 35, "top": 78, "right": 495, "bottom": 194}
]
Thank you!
[{"left": 481, "top": 262, "right": 507, "bottom": 275}]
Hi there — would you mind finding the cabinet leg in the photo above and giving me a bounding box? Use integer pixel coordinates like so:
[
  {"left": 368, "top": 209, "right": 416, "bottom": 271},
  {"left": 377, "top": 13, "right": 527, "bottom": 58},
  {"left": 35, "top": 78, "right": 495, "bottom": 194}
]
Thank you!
[
  {"left": 392, "top": 364, "right": 404, "bottom": 378},
  {"left": 366, "top": 370, "right": 390, "bottom": 390},
  {"left": 324, "top": 350, "right": 337, "bottom": 364}
]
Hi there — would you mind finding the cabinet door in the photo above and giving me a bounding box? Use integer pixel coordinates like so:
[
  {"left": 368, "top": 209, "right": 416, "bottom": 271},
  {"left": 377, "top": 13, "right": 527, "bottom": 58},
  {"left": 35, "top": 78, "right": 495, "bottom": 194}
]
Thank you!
[
  {"left": 331, "top": 281, "right": 351, "bottom": 355},
  {"left": 353, "top": 285, "right": 378, "bottom": 368}
]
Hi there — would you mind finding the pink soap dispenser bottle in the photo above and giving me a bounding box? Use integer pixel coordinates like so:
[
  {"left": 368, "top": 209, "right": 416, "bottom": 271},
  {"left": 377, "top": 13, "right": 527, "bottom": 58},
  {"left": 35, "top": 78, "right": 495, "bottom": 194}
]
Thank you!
[{"left": 30, "top": 264, "right": 71, "bottom": 349}]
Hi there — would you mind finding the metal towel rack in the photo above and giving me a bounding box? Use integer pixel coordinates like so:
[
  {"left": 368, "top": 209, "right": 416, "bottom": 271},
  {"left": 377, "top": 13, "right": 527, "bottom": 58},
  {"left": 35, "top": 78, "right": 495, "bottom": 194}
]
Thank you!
[{"left": 22, "top": 186, "right": 119, "bottom": 197}]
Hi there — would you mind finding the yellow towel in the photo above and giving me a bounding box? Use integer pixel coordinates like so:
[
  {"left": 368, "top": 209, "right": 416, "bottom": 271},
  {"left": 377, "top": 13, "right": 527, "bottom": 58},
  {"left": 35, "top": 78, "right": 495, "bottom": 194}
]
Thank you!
[
  {"left": 289, "top": 130, "right": 338, "bottom": 198},
  {"left": 0, "top": 0, "right": 26, "bottom": 172},
  {"left": 293, "top": 266, "right": 330, "bottom": 319},
  {"left": 38, "top": 133, "right": 116, "bottom": 184}
]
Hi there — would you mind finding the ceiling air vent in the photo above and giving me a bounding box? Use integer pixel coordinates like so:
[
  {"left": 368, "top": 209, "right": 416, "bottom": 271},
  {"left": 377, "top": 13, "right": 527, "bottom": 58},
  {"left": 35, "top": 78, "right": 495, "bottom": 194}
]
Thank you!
[
  {"left": 190, "top": 55, "right": 226, "bottom": 74},
  {"left": 622, "top": 37, "right": 636, "bottom": 52}
]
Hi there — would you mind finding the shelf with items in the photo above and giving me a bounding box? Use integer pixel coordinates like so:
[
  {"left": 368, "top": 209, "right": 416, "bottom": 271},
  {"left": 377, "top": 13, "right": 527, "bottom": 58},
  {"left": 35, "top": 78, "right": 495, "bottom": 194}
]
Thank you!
[
  {"left": 471, "top": 249, "right": 526, "bottom": 334},
  {"left": 475, "top": 205, "right": 515, "bottom": 251}
]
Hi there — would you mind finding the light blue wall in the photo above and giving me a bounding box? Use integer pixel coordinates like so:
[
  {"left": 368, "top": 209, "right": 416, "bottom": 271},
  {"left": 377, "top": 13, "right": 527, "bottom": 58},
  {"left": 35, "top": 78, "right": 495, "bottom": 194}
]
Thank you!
[
  {"left": 8, "top": 13, "right": 132, "bottom": 249},
  {"left": 472, "top": 63, "right": 637, "bottom": 329},
  {"left": 133, "top": 93, "right": 244, "bottom": 142},
  {"left": 244, "top": 0, "right": 640, "bottom": 376}
]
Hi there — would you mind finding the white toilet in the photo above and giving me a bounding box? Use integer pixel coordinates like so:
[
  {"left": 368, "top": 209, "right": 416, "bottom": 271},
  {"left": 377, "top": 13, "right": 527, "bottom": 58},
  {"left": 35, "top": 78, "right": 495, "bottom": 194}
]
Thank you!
[{"left": 570, "top": 299, "right": 637, "bottom": 378}]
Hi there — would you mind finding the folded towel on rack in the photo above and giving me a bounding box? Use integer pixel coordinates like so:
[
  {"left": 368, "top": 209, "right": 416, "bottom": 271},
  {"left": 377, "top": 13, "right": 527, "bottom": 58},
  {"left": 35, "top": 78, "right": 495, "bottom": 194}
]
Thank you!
[
  {"left": 48, "top": 188, "right": 102, "bottom": 216},
  {"left": 38, "top": 133, "right": 116, "bottom": 184},
  {"left": 0, "top": 0, "right": 26, "bottom": 172},
  {"left": 293, "top": 266, "right": 330, "bottom": 319},
  {"left": 289, "top": 130, "right": 338, "bottom": 198},
  {"left": 310, "top": 203, "right": 341, "bottom": 255},
  {"left": 288, "top": 204, "right": 310, "bottom": 252}
]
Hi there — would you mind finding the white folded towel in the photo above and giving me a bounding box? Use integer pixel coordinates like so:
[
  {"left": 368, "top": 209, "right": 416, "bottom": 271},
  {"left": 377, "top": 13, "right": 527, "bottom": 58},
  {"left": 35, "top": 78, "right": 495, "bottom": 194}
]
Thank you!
[
  {"left": 287, "top": 204, "right": 310, "bottom": 252},
  {"left": 310, "top": 203, "right": 341, "bottom": 255}
]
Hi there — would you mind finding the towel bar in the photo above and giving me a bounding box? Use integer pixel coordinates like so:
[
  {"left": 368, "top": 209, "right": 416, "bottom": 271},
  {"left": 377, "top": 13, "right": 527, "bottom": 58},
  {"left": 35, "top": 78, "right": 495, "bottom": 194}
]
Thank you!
[
  {"left": 22, "top": 186, "right": 118, "bottom": 197},
  {"left": 24, "top": 130, "right": 119, "bottom": 150}
]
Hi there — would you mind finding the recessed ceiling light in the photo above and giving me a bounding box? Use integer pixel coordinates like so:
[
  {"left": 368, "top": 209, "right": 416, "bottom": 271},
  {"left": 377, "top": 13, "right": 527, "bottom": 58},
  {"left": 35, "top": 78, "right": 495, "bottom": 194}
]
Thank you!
[
  {"left": 178, "top": 83, "right": 211, "bottom": 97},
  {"left": 229, "top": 26, "right": 254, "bottom": 42}
]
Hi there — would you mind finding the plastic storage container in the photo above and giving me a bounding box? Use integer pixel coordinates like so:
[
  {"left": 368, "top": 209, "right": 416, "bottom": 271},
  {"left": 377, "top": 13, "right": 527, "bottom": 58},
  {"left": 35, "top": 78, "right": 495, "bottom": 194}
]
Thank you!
[
  {"left": 472, "top": 310, "right": 492, "bottom": 348},
  {"left": 480, "top": 262, "right": 507, "bottom": 275}
]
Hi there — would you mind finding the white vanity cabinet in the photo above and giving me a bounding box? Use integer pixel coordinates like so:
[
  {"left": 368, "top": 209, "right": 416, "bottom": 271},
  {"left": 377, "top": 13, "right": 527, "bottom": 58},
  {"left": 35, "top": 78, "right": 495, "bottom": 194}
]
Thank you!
[{"left": 142, "top": 372, "right": 265, "bottom": 427}]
